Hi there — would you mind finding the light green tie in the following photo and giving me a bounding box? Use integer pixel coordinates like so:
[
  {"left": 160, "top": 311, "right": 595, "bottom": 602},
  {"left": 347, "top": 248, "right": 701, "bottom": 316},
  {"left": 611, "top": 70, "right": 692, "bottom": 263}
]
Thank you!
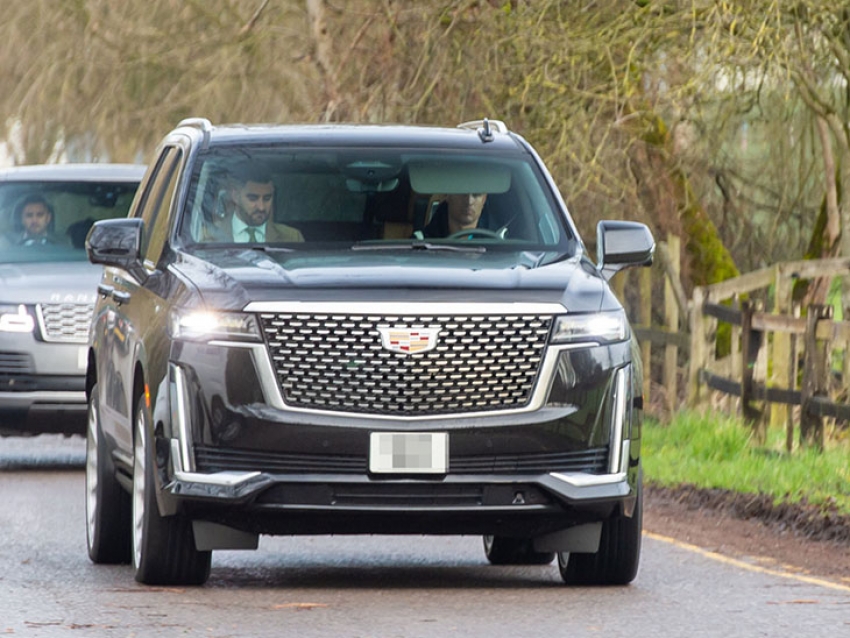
[{"left": 245, "top": 227, "right": 258, "bottom": 243}]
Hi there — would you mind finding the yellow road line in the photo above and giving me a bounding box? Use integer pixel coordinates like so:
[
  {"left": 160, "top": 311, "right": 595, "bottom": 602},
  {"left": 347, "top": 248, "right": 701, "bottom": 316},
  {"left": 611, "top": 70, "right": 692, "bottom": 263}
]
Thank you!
[{"left": 644, "top": 531, "right": 850, "bottom": 594}]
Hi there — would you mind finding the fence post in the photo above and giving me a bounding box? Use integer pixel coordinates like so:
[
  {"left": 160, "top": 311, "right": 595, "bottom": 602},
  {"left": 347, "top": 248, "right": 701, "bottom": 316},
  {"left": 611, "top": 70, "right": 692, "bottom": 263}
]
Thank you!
[
  {"left": 844, "top": 305, "right": 850, "bottom": 398},
  {"left": 771, "top": 264, "right": 793, "bottom": 432},
  {"left": 611, "top": 269, "right": 626, "bottom": 307},
  {"left": 730, "top": 294, "right": 742, "bottom": 416},
  {"left": 639, "top": 267, "right": 652, "bottom": 407},
  {"left": 786, "top": 303, "right": 801, "bottom": 453},
  {"left": 663, "top": 234, "right": 680, "bottom": 413},
  {"left": 688, "top": 286, "right": 706, "bottom": 408},
  {"left": 800, "top": 304, "right": 832, "bottom": 451},
  {"left": 739, "top": 300, "right": 764, "bottom": 440}
]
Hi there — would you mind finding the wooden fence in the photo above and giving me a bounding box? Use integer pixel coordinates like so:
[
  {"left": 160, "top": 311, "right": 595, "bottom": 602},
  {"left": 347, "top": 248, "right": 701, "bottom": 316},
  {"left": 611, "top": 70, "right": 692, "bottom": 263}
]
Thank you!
[{"left": 620, "top": 237, "right": 850, "bottom": 451}]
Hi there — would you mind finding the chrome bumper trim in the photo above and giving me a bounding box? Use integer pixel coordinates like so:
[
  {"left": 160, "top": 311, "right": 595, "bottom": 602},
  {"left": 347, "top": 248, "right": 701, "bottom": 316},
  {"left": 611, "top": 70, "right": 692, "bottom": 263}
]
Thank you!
[
  {"left": 244, "top": 301, "right": 568, "bottom": 314},
  {"left": 548, "top": 471, "right": 627, "bottom": 487},
  {"left": 174, "top": 470, "right": 263, "bottom": 486}
]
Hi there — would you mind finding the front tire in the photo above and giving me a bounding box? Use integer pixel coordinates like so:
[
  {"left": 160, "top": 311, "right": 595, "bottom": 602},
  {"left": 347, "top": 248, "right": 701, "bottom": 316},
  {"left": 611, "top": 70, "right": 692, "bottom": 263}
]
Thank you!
[
  {"left": 483, "top": 536, "right": 555, "bottom": 565},
  {"left": 558, "top": 471, "right": 643, "bottom": 586},
  {"left": 86, "top": 383, "right": 131, "bottom": 564},
  {"left": 132, "top": 396, "right": 211, "bottom": 585}
]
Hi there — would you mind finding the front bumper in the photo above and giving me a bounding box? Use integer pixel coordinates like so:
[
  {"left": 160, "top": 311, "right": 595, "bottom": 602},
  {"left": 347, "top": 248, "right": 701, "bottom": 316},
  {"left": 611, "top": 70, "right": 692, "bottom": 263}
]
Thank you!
[
  {"left": 0, "top": 332, "right": 88, "bottom": 435},
  {"left": 165, "top": 466, "right": 634, "bottom": 537},
  {"left": 0, "top": 388, "right": 87, "bottom": 435},
  {"left": 151, "top": 334, "right": 640, "bottom": 537}
]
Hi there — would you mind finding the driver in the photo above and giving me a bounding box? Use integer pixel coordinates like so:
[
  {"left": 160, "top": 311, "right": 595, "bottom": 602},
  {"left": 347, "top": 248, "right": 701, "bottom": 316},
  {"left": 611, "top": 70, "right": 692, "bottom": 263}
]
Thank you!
[
  {"left": 11, "top": 194, "right": 59, "bottom": 246},
  {"left": 422, "top": 193, "right": 487, "bottom": 238},
  {"left": 203, "top": 164, "right": 303, "bottom": 243}
]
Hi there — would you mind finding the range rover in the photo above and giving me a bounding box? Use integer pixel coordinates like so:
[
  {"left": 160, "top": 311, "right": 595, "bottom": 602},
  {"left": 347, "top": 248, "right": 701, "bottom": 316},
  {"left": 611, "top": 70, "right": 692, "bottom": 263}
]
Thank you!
[{"left": 0, "top": 164, "right": 143, "bottom": 436}]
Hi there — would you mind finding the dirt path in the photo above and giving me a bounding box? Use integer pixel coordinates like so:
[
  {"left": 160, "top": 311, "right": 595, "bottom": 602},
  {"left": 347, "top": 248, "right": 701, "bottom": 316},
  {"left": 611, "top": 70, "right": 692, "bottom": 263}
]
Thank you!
[{"left": 644, "top": 484, "right": 850, "bottom": 585}]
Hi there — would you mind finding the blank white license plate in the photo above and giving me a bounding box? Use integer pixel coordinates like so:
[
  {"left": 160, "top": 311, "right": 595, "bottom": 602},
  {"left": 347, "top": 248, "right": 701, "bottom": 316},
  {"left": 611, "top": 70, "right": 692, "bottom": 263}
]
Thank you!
[{"left": 369, "top": 432, "right": 448, "bottom": 474}]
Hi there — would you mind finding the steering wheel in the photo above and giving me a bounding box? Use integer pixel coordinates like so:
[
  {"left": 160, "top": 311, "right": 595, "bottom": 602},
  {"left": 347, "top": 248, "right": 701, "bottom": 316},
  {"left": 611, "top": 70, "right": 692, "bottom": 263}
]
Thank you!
[{"left": 446, "top": 228, "right": 504, "bottom": 240}]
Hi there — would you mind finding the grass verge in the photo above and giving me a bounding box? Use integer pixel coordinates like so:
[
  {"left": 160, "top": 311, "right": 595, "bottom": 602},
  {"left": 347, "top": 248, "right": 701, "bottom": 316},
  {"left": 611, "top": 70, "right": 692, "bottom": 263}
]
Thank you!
[{"left": 642, "top": 411, "right": 850, "bottom": 516}]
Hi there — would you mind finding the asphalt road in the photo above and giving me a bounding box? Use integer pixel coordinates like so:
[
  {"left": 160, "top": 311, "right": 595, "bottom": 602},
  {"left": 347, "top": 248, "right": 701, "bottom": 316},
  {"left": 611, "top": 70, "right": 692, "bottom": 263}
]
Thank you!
[{"left": 0, "top": 435, "right": 847, "bottom": 637}]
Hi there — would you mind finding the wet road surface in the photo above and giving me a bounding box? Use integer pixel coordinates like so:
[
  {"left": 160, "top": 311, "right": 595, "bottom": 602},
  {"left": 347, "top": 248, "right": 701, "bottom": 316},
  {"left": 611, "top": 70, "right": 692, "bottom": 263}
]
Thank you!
[{"left": 0, "top": 435, "right": 847, "bottom": 637}]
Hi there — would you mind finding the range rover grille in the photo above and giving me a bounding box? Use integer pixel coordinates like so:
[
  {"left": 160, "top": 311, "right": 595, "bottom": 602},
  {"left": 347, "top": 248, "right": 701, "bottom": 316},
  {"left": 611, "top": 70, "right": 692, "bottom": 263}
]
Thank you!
[
  {"left": 37, "top": 303, "right": 94, "bottom": 343},
  {"left": 259, "top": 313, "right": 552, "bottom": 416}
]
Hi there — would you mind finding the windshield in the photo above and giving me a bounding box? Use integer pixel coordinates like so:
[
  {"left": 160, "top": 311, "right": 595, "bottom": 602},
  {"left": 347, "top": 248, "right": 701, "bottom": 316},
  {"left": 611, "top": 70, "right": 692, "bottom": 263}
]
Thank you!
[
  {"left": 179, "top": 146, "right": 576, "bottom": 255},
  {"left": 0, "top": 179, "right": 139, "bottom": 264}
]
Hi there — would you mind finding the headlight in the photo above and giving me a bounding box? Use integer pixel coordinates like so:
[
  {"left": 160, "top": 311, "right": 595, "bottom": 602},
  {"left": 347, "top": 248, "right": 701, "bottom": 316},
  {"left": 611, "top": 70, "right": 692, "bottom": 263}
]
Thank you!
[
  {"left": 551, "top": 309, "right": 627, "bottom": 344},
  {"left": 0, "top": 304, "right": 35, "bottom": 333},
  {"left": 168, "top": 310, "right": 261, "bottom": 342}
]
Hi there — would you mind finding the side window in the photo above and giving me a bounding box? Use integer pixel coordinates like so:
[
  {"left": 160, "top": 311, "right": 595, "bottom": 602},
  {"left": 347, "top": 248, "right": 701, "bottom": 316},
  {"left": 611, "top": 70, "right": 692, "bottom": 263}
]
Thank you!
[{"left": 139, "top": 147, "right": 183, "bottom": 268}]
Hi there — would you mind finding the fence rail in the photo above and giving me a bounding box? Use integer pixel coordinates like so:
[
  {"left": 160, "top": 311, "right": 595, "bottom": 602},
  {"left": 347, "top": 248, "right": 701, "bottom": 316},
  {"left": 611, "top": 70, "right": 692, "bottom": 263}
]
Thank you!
[{"left": 625, "top": 238, "right": 849, "bottom": 451}]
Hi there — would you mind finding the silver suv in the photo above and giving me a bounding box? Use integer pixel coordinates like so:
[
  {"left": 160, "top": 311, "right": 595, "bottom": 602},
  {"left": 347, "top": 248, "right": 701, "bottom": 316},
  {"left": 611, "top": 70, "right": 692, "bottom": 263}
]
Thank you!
[{"left": 0, "top": 164, "right": 144, "bottom": 436}]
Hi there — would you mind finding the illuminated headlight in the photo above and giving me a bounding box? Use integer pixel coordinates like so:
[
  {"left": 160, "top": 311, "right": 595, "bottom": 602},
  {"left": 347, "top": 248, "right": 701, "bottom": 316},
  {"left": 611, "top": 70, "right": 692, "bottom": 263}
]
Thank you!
[
  {"left": 551, "top": 310, "right": 627, "bottom": 344},
  {"left": 0, "top": 304, "right": 35, "bottom": 333},
  {"left": 168, "top": 310, "right": 261, "bottom": 342}
]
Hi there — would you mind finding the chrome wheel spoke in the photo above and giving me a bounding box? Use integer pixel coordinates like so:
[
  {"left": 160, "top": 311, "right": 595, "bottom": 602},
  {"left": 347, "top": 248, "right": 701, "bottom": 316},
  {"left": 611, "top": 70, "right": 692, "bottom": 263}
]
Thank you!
[
  {"left": 132, "top": 413, "right": 146, "bottom": 570},
  {"left": 85, "top": 405, "right": 98, "bottom": 544}
]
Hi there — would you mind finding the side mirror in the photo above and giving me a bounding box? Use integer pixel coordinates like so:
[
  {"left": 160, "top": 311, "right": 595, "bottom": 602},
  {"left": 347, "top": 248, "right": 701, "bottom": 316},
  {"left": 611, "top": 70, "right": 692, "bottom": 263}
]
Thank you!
[
  {"left": 596, "top": 220, "right": 655, "bottom": 281},
  {"left": 86, "top": 218, "right": 146, "bottom": 279}
]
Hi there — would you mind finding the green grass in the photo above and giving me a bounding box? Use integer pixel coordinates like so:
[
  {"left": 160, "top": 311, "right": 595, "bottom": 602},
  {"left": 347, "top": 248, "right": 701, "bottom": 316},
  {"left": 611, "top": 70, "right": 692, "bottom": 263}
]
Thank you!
[{"left": 642, "top": 411, "right": 850, "bottom": 516}]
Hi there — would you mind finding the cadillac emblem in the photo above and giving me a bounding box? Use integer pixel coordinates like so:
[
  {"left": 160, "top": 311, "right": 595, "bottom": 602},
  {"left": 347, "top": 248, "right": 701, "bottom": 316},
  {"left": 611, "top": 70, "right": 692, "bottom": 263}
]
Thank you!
[{"left": 377, "top": 326, "right": 441, "bottom": 355}]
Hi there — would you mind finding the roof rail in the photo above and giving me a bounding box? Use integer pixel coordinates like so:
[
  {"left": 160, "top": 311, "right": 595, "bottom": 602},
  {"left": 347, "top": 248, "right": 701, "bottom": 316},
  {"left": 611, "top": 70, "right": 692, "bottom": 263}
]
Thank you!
[
  {"left": 457, "top": 118, "right": 508, "bottom": 142},
  {"left": 176, "top": 117, "right": 213, "bottom": 149}
]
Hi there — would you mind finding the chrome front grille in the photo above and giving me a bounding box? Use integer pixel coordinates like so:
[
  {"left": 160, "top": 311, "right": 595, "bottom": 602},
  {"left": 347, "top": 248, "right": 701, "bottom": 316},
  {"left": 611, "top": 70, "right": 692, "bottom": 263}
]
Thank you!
[
  {"left": 37, "top": 303, "right": 94, "bottom": 343},
  {"left": 259, "top": 313, "right": 552, "bottom": 416}
]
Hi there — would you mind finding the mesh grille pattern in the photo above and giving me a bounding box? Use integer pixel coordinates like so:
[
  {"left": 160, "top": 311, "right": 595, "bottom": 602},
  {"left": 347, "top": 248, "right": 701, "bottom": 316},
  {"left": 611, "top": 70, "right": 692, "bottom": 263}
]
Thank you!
[
  {"left": 38, "top": 303, "right": 94, "bottom": 343},
  {"left": 194, "top": 445, "right": 607, "bottom": 475},
  {"left": 260, "top": 313, "right": 552, "bottom": 416}
]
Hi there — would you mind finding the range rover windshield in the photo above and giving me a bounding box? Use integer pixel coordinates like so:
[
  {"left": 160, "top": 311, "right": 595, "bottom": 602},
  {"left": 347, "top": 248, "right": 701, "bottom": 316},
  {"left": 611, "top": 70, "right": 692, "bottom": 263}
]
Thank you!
[
  {"left": 0, "top": 180, "right": 139, "bottom": 264},
  {"left": 180, "top": 147, "right": 577, "bottom": 256}
]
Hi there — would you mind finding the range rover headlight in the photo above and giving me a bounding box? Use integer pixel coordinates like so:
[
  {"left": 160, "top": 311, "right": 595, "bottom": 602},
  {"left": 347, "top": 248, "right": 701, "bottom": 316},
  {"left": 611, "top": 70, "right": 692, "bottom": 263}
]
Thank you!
[
  {"left": 168, "top": 310, "right": 261, "bottom": 342},
  {"left": 0, "top": 304, "right": 35, "bottom": 333},
  {"left": 551, "top": 309, "right": 627, "bottom": 344}
]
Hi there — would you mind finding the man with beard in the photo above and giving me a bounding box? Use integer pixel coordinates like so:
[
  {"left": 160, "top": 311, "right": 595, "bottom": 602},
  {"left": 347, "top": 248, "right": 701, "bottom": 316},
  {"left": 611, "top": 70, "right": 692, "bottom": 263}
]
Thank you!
[
  {"left": 12, "top": 194, "right": 60, "bottom": 246},
  {"left": 206, "top": 164, "right": 303, "bottom": 243}
]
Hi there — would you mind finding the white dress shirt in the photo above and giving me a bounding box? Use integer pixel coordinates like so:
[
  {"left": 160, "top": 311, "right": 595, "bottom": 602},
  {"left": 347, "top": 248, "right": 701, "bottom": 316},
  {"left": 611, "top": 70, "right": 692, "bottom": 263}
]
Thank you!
[{"left": 231, "top": 216, "right": 265, "bottom": 242}]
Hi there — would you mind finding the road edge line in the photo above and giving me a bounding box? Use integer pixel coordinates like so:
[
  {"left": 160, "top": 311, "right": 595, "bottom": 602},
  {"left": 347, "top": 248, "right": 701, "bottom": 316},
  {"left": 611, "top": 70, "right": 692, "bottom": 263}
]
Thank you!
[{"left": 644, "top": 531, "right": 850, "bottom": 593}]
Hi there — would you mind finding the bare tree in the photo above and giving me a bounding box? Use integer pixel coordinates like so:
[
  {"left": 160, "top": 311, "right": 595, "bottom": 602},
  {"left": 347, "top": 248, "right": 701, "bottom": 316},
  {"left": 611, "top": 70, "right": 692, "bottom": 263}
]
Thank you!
[
  {"left": 0, "top": 0, "right": 845, "bottom": 291},
  {"left": 694, "top": 2, "right": 850, "bottom": 298}
]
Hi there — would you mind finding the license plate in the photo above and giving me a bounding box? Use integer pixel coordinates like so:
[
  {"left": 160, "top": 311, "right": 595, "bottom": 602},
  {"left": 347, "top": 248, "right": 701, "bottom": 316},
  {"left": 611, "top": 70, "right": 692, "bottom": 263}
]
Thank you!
[{"left": 369, "top": 432, "right": 448, "bottom": 474}]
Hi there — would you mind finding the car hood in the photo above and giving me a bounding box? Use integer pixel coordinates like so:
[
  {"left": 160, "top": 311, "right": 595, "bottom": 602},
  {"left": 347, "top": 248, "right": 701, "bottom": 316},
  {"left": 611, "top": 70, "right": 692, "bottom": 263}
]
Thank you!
[
  {"left": 0, "top": 261, "right": 103, "bottom": 304},
  {"left": 172, "top": 248, "right": 620, "bottom": 313}
]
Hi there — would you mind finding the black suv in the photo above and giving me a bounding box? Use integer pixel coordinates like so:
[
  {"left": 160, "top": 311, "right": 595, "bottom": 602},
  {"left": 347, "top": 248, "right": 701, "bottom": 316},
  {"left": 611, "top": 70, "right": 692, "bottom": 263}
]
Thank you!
[{"left": 85, "top": 118, "right": 654, "bottom": 586}]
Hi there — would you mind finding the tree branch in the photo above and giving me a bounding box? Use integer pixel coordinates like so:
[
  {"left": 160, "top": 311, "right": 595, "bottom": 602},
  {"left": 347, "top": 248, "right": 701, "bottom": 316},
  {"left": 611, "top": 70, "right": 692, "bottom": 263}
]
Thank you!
[{"left": 239, "top": 0, "right": 270, "bottom": 37}]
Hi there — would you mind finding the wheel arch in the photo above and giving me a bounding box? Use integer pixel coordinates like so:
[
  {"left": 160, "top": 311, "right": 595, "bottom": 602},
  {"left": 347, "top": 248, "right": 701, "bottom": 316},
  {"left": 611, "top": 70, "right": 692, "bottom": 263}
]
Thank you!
[
  {"left": 131, "top": 359, "right": 181, "bottom": 518},
  {"left": 86, "top": 348, "right": 97, "bottom": 401},
  {"left": 132, "top": 361, "right": 147, "bottom": 435}
]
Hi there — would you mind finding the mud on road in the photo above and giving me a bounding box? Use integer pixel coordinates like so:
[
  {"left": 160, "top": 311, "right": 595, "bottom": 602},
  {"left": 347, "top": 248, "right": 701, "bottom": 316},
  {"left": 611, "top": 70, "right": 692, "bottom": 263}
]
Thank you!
[{"left": 644, "top": 483, "right": 850, "bottom": 584}]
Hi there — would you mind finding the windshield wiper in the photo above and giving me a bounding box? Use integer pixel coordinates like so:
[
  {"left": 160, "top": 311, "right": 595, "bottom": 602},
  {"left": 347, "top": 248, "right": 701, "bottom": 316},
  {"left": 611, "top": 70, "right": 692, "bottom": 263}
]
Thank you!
[
  {"left": 245, "top": 244, "right": 296, "bottom": 253},
  {"left": 351, "top": 241, "right": 486, "bottom": 253}
]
